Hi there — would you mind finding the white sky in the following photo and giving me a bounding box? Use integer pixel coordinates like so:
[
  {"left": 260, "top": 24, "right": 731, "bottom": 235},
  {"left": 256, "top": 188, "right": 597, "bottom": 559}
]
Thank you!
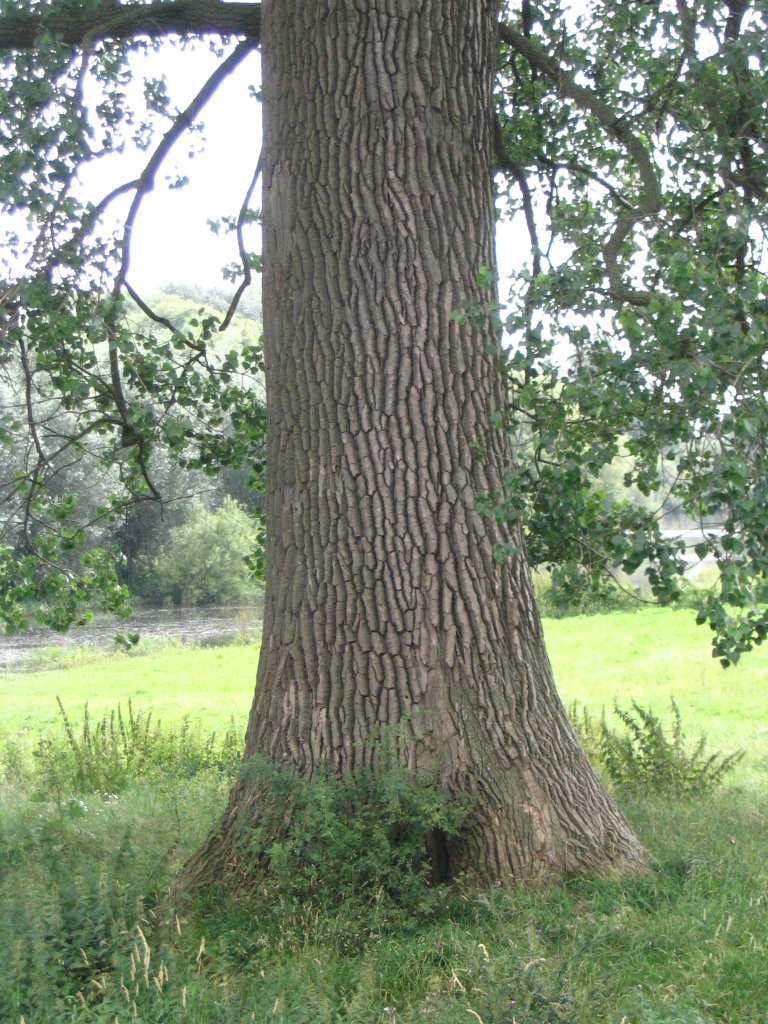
[
  {"left": 99, "top": 43, "right": 264, "bottom": 295},
  {"left": 77, "top": 41, "right": 526, "bottom": 300}
]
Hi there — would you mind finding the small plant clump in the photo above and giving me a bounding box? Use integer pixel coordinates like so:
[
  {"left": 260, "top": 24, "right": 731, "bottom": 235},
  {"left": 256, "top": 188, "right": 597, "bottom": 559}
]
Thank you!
[
  {"left": 232, "top": 756, "right": 469, "bottom": 940},
  {"left": 569, "top": 698, "right": 743, "bottom": 796},
  {"left": 1, "top": 699, "right": 243, "bottom": 796}
]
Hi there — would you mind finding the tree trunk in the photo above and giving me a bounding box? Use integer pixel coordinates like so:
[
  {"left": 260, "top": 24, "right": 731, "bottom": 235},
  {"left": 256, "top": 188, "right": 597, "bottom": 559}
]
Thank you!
[{"left": 181, "top": 0, "right": 648, "bottom": 890}]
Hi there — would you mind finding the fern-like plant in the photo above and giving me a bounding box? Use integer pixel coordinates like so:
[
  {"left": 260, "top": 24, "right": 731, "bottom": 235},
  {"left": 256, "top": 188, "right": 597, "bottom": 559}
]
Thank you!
[
  {"left": 28, "top": 699, "right": 242, "bottom": 795},
  {"left": 569, "top": 699, "right": 743, "bottom": 796}
]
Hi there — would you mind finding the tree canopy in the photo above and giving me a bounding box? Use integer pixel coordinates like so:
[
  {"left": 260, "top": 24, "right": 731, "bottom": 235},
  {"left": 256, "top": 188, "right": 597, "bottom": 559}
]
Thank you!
[{"left": 1, "top": 0, "right": 767, "bottom": 664}]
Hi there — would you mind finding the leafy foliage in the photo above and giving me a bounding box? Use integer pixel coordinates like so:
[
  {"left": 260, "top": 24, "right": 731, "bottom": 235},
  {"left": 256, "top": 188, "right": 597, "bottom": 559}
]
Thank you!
[
  {"left": 0, "top": 2, "right": 767, "bottom": 668},
  {"left": 236, "top": 755, "right": 467, "bottom": 937},
  {"left": 532, "top": 566, "right": 645, "bottom": 618},
  {"left": 133, "top": 496, "right": 262, "bottom": 607},
  {"left": 0, "top": 23, "right": 265, "bottom": 632},
  {"left": 485, "top": 1, "right": 768, "bottom": 663}
]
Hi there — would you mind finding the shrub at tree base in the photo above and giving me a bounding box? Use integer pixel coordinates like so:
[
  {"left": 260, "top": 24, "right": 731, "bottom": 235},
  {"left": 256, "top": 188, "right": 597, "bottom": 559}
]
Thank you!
[{"left": 222, "top": 756, "right": 468, "bottom": 943}]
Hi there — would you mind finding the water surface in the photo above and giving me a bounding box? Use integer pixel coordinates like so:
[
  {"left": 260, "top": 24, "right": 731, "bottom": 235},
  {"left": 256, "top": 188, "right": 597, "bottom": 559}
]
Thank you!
[{"left": 0, "top": 605, "right": 262, "bottom": 672}]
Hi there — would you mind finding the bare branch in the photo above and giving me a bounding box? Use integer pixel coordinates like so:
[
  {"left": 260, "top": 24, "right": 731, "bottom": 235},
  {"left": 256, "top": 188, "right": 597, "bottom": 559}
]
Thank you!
[
  {"left": 0, "top": 0, "right": 261, "bottom": 51},
  {"left": 494, "top": 117, "right": 541, "bottom": 279},
  {"left": 18, "top": 335, "right": 48, "bottom": 469},
  {"left": 499, "top": 22, "right": 664, "bottom": 305},
  {"left": 494, "top": 114, "right": 541, "bottom": 356},
  {"left": 220, "top": 150, "right": 262, "bottom": 331},
  {"left": 114, "top": 39, "right": 257, "bottom": 289},
  {"left": 123, "top": 281, "right": 177, "bottom": 333}
]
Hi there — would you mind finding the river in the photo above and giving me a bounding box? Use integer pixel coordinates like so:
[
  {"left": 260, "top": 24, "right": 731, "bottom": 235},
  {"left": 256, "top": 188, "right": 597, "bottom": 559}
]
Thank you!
[{"left": 0, "top": 605, "right": 263, "bottom": 672}]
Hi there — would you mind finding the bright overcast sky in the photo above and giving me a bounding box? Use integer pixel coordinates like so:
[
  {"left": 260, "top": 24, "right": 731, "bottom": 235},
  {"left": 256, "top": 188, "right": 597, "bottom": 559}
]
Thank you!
[
  {"left": 80, "top": 40, "right": 527, "bottom": 300},
  {"left": 77, "top": 41, "right": 263, "bottom": 296}
]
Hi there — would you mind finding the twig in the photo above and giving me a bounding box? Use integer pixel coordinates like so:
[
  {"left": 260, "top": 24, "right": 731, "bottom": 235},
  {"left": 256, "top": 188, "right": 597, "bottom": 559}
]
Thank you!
[
  {"left": 113, "top": 39, "right": 257, "bottom": 291},
  {"left": 123, "top": 281, "right": 178, "bottom": 333},
  {"left": 220, "top": 151, "right": 263, "bottom": 331}
]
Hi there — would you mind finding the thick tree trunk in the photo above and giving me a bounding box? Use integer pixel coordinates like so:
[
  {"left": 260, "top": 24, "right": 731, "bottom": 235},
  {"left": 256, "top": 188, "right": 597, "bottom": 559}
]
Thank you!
[{"left": 181, "top": 0, "right": 647, "bottom": 890}]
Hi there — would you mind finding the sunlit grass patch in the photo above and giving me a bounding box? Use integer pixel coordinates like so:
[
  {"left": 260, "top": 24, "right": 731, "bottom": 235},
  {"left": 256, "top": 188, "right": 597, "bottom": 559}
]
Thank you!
[{"left": 0, "top": 639, "right": 259, "bottom": 736}]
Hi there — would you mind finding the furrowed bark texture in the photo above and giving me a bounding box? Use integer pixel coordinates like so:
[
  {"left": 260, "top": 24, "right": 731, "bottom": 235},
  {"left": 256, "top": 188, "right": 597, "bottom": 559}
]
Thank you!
[{"left": 182, "top": 0, "right": 647, "bottom": 889}]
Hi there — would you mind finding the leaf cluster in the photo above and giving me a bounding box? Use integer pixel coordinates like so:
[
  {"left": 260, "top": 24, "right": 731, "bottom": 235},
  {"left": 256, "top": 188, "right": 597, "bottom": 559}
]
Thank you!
[{"left": 491, "top": 0, "right": 768, "bottom": 663}]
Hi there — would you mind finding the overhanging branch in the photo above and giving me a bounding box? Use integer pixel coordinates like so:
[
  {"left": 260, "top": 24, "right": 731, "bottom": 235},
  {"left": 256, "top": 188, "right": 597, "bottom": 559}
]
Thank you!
[
  {"left": 0, "top": 0, "right": 261, "bottom": 50},
  {"left": 499, "top": 21, "right": 663, "bottom": 306},
  {"left": 114, "top": 38, "right": 257, "bottom": 289},
  {"left": 220, "top": 150, "right": 262, "bottom": 331}
]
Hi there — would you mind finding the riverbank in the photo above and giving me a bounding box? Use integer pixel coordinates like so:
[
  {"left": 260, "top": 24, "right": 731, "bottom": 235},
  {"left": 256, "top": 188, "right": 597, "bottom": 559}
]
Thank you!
[{"left": 0, "top": 604, "right": 263, "bottom": 672}]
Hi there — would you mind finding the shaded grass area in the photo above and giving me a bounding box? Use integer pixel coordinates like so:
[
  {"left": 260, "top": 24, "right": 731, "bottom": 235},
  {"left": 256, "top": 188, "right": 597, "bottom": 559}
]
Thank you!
[
  {"left": 1, "top": 608, "right": 766, "bottom": 1022},
  {"left": 2, "top": 778, "right": 766, "bottom": 1023}
]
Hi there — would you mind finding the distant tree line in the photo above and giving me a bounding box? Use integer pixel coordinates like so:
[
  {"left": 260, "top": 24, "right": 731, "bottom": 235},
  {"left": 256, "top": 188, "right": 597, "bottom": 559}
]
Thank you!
[{"left": 0, "top": 282, "right": 265, "bottom": 613}]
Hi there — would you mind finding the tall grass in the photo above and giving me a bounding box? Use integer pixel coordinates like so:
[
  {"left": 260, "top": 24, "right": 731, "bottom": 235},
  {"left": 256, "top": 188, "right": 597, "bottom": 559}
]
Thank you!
[{"left": 3, "top": 780, "right": 765, "bottom": 1022}]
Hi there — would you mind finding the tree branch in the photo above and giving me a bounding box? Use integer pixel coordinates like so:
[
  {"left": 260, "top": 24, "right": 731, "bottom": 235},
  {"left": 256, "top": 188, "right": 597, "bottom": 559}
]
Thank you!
[
  {"left": 494, "top": 117, "right": 541, "bottom": 279},
  {"left": 674, "top": 0, "right": 697, "bottom": 64},
  {"left": 0, "top": 0, "right": 261, "bottom": 51},
  {"left": 220, "top": 150, "right": 262, "bottom": 331},
  {"left": 115, "top": 38, "right": 257, "bottom": 289},
  {"left": 97, "top": 38, "right": 256, "bottom": 501},
  {"left": 499, "top": 21, "right": 663, "bottom": 305}
]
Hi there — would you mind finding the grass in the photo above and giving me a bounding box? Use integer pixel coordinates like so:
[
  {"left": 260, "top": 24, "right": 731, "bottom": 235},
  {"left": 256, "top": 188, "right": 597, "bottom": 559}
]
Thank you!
[
  {"left": 545, "top": 608, "right": 768, "bottom": 786},
  {"left": 1, "top": 607, "right": 766, "bottom": 1023},
  {"left": 3, "top": 607, "right": 761, "bottom": 777},
  {"left": 3, "top": 783, "right": 765, "bottom": 1023},
  {"left": 0, "top": 640, "right": 259, "bottom": 734}
]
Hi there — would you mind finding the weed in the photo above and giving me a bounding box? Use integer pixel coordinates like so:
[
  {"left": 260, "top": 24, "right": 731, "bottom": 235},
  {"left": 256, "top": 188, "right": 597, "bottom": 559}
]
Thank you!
[
  {"left": 2, "top": 699, "right": 243, "bottom": 796},
  {"left": 570, "top": 699, "right": 743, "bottom": 795},
  {"left": 3, "top": 765, "right": 768, "bottom": 1023},
  {"left": 1, "top": 615, "right": 767, "bottom": 1023}
]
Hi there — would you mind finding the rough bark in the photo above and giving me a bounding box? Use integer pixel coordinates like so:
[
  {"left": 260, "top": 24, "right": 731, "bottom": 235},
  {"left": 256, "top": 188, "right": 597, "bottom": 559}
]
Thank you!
[{"left": 181, "top": 0, "right": 648, "bottom": 891}]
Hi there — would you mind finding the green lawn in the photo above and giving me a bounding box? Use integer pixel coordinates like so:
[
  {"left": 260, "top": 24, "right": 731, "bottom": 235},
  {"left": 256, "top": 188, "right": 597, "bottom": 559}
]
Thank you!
[
  {"left": 0, "top": 641, "right": 260, "bottom": 734},
  {"left": 545, "top": 608, "right": 768, "bottom": 781},
  {"left": 2, "top": 607, "right": 767, "bottom": 1024}
]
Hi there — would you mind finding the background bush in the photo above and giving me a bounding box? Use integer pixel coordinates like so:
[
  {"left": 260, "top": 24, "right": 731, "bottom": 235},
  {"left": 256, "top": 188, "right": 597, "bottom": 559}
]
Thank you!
[{"left": 134, "top": 497, "right": 260, "bottom": 607}]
